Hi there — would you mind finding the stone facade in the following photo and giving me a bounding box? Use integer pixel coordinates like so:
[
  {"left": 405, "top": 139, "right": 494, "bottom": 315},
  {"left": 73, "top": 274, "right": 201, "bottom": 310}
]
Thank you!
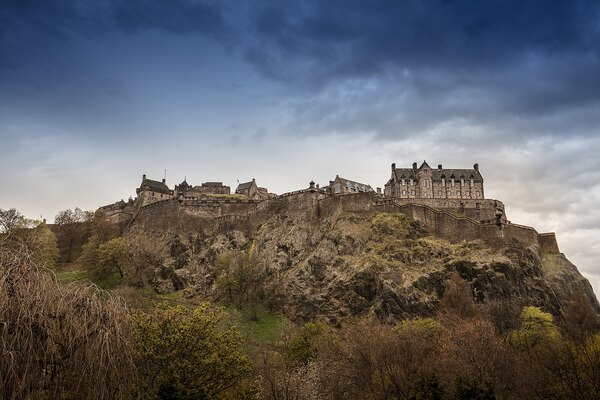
[
  {"left": 136, "top": 175, "right": 173, "bottom": 206},
  {"left": 385, "top": 161, "right": 484, "bottom": 201},
  {"left": 236, "top": 178, "right": 269, "bottom": 200}
]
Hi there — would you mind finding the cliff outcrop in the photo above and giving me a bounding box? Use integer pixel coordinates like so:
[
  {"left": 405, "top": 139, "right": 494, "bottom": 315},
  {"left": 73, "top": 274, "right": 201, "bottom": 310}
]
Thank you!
[{"left": 126, "top": 194, "right": 599, "bottom": 323}]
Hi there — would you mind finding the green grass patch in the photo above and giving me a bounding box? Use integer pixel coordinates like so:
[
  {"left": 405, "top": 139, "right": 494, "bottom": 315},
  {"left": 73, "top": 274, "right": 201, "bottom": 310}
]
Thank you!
[
  {"left": 228, "top": 305, "right": 282, "bottom": 343},
  {"left": 53, "top": 264, "right": 121, "bottom": 289},
  {"left": 55, "top": 268, "right": 91, "bottom": 284}
]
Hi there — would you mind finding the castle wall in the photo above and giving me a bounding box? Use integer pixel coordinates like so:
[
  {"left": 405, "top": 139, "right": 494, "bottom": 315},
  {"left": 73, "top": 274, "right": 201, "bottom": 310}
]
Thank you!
[
  {"left": 372, "top": 202, "right": 560, "bottom": 254},
  {"left": 127, "top": 190, "right": 560, "bottom": 255}
]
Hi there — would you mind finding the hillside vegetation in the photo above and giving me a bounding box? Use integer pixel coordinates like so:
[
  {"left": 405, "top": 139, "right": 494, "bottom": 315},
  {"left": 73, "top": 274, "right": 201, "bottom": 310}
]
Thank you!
[{"left": 2, "top": 205, "right": 600, "bottom": 399}]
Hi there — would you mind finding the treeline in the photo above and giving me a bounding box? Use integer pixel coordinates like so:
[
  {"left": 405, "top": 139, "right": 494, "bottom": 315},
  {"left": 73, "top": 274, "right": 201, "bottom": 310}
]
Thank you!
[{"left": 2, "top": 207, "right": 600, "bottom": 399}]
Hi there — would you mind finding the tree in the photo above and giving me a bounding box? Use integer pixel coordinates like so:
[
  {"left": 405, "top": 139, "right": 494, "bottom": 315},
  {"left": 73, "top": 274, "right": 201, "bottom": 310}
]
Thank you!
[
  {"left": 439, "top": 273, "right": 479, "bottom": 319},
  {"left": 0, "top": 208, "right": 24, "bottom": 236},
  {"left": 561, "top": 292, "right": 600, "bottom": 344},
  {"left": 214, "top": 250, "right": 265, "bottom": 317},
  {"left": 54, "top": 207, "right": 93, "bottom": 262},
  {"left": 132, "top": 303, "right": 251, "bottom": 399},
  {"left": 509, "top": 306, "right": 560, "bottom": 349},
  {"left": 0, "top": 243, "right": 136, "bottom": 399},
  {"left": 27, "top": 222, "right": 60, "bottom": 267}
]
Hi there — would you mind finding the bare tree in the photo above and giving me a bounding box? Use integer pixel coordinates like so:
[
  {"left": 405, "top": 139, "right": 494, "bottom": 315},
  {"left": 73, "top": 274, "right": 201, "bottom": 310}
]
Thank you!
[
  {"left": 0, "top": 243, "right": 137, "bottom": 399},
  {"left": 0, "top": 208, "right": 24, "bottom": 236}
]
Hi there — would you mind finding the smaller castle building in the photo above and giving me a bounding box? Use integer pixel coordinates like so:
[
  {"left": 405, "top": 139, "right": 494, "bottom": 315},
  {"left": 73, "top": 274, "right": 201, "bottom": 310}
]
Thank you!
[{"left": 136, "top": 175, "right": 173, "bottom": 206}]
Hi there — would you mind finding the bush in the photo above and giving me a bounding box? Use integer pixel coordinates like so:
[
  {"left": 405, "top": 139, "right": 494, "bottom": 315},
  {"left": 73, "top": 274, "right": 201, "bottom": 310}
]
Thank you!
[{"left": 133, "top": 303, "right": 251, "bottom": 399}]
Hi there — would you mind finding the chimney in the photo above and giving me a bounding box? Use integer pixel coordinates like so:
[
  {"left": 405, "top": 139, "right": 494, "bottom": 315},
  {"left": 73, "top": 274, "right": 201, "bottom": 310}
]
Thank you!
[
  {"left": 377, "top": 187, "right": 382, "bottom": 195},
  {"left": 474, "top": 163, "right": 479, "bottom": 171},
  {"left": 309, "top": 180, "right": 315, "bottom": 190},
  {"left": 438, "top": 164, "right": 442, "bottom": 169},
  {"left": 412, "top": 162, "right": 417, "bottom": 171},
  {"left": 252, "top": 178, "right": 255, "bottom": 182},
  {"left": 142, "top": 174, "right": 146, "bottom": 181},
  {"left": 391, "top": 163, "right": 396, "bottom": 170},
  {"left": 162, "top": 178, "right": 166, "bottom": 184}
]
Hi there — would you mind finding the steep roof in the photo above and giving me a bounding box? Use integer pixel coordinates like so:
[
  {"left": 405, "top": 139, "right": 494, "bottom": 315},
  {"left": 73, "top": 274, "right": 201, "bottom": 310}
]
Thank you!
[
  {"left": 393, "top": 164, "right": 483, "bottom": 183},
  {"left": 141, "top": 179, "right": 171, "bottom": 193},
  {"left": 337, "top": 176, "right": 374, "bottom": 192},
  {"left": 236, "top": 181, "right": 255, "bottom": 191},
  {"left": 432, "top": 168, "right": 483, "bottom": 182},
  {"left": 393, "top": 168, "right": 417, "bottom": 180}
]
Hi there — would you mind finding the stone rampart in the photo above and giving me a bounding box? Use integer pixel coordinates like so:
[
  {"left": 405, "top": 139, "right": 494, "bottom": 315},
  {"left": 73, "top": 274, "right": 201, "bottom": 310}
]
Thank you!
[
  {"left": 127, "top": 190, "right": 560, "bottom": 255},
  {"left": 374, "top": 202, "right": 560, "bottom": 253}
]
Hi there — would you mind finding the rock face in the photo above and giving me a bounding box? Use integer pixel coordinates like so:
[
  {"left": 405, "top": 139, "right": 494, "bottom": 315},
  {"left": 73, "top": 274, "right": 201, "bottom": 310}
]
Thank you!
[{"left": 129, "top": 203, "right": 599, "bottom": 324}]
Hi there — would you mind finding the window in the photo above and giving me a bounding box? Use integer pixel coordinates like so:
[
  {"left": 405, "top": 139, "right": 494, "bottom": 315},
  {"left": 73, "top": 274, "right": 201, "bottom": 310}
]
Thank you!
[
  {"left": 335, "top": 184, "right": 341, "bottom": 194},
  {"left": 410, "top": 179, "right": 413, "bottom": 186},
  {"left": 401, "top": 178, "right": 405, "bottom": 185},
  {"left": 476, "top": 191, "right": 481, "bottom": 198},
  {"left": 411, "top": 190, "right": 415, "bottom": 196},
  {"left": 451, "top": 178, "right": 455, "bottom": 187},
  {"left": 438, "top": 190, "right": 442, "bottom": 196},
  {"left": 470, "top": 178, "right": 474, "bottom": 187},
  {"left": 460, "top": 178, "right": 464, "bottom": 186}
]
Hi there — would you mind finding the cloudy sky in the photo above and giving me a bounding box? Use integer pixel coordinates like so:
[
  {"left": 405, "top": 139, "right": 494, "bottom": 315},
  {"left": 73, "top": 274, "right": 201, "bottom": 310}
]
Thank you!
[{"left": 1, "top": 0, "right": 600, "bottom": 294}]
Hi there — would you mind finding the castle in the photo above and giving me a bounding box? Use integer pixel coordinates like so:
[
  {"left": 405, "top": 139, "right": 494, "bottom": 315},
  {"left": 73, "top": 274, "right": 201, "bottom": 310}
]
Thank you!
[{"left": 99, "top": 161, "right": 559, "bottom": 254}]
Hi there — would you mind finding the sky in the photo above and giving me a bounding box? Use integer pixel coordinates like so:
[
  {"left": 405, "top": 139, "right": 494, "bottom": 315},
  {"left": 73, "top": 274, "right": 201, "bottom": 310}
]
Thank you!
[{"left": 1, "top": 0, "right": 600, "bottom": 295}]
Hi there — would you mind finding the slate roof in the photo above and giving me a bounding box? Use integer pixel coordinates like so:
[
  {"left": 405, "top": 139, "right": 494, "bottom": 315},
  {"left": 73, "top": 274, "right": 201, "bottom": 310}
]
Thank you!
[
  {"left": 337, "top": 176, "right": 374, "bottom": 193},
  {"left": 392, "top": 164, "right": 483, "bottom": 183},
  {"left": 432, "top": 169, "right": 483, "bottom": 182},
  {"left": 202, "top": 182, "right": 225, "bottom": 187},
  {"left": 393, "top": 168, "right": 417, "bottom": 180},
  {"left": 236, "top": 181, "right": 254, "bottom": 191},
  {"left": 141, "top": 179, "right": 171, "bottom": 193}
]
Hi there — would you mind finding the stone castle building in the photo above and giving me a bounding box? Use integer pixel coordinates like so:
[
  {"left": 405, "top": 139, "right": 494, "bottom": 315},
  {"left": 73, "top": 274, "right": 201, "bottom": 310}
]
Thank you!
[
  {"left": 385, "top": 161, "right": 484, "bottom": 200},
  {"left": 235, "top": 178, "right": 270, "bottom": 200},
  {"left": 99, "top": 162, "right": 560, "bottom": 254}
]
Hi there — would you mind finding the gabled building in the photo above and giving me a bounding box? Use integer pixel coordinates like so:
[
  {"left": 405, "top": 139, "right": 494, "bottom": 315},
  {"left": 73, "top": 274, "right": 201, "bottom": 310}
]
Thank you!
[
  {"left": 328, "top": 175, "right": 374, "bottom": 195},
  {"left": 136, "top": 174, "right": 174, "bottom": 206},
  {"left": 385, "top": 161, "right": 484, "bottom": 200},
  {"left": 236, "top": 178, "right": 269, "bottom": 200}
]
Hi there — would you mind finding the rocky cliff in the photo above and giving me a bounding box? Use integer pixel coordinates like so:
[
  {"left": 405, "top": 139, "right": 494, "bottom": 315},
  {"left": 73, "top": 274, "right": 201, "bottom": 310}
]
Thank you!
[{"left": 128, "top": 196, "right": 599, "bottom": 324}]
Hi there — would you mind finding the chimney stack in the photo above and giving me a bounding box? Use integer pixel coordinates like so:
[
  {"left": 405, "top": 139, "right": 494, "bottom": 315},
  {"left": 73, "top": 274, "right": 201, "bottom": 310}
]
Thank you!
[
  {"left": 377, "top": 187, "right": 382, "bottom": 195},
  {"left": 162, "top": 178, "right": 166, "bottom": 184},
  {"left": 412, "top": 162, "right": 417, "bottom": 171},
  {"left": 142, "top": 174, "right": 146, "bottom": 181},
  {"left": 391, "top": 163, "right": 396, "bottom": 170},
  {"left": 474, "top": 163, "right": 479, "bottom": 171},
  {"left": 438, "top": 164, "right": 442, "bottom": 169}
]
